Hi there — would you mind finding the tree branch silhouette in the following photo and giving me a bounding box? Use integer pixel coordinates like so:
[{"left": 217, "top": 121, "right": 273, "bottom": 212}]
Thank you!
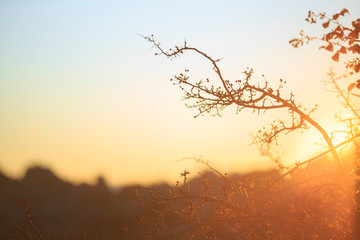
[{"left": 143, "top": 34, "right": 344, "bottom": 173}]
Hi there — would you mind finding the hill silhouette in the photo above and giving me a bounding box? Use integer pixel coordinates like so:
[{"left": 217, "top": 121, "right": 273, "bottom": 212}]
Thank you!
[
  {"left": 0, "top": 150, "right": 358, "bottom": 240},
  {"left": 0, "top": 166, "right": 155, "bottom": 239}
]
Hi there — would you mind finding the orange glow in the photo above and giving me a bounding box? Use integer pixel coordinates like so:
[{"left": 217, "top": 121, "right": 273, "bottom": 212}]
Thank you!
[{"left": 0, "top": 1, "right": 359, "bottom": 187}]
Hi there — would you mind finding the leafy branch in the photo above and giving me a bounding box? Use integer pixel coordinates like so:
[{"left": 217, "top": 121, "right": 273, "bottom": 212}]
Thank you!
[{"left": 290, "top": 8, "right": 360, "bottom": 73}]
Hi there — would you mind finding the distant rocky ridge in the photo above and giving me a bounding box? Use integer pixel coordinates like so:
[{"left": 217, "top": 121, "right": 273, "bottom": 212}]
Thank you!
[{"left": 0, "top": 166, "right": 169, "bottom": 239}]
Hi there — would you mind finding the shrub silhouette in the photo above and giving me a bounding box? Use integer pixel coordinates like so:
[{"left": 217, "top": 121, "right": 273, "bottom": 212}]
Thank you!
[{"left": 136, "top": 8, "right": 360, "bottom": 240}]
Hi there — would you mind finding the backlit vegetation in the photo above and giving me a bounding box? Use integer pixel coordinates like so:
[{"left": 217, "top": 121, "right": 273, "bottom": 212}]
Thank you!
[{"left": 134, "top": 8, "right": 360, "bottom": 239}]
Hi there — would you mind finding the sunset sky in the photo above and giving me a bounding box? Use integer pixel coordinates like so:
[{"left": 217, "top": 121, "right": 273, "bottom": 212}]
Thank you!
[{"left": 1, "top": 0, "right": 359, "bottom": 186}]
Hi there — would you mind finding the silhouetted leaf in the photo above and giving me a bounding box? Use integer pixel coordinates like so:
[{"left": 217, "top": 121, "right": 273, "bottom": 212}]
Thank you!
[
  {"left": 349, "top": 44, "right": 360, "bottom": 54},
  {"left": 340, "top": 9, "right": 349, "bottom": 16},
  {"left": 335, "top": 31, "right": 344, "bottom": 39},
  {"left": 333, "top": 14, "right": 340, "bottom": 20},
  {"left": 322, "top": 21, "right": 330, "bottom": 28},
  {"left": 325, "top": 32, "right": 333, "bottom": 41},
  {"left": 325, "top": 44, "right": 333, "bottom": 52},
  {"left": 349, "top": 30, "right": 359, "bottom": 40},
  {"left": 332, "top": 51, "right": 340, "bottom": 61},
  {"left": 357, "top": 80, "right": 360, "bottom": 89},
  {"left": 355, "top": 63, "right": 360, "bottom": 73},
  {"left": 340, "top": 46, "right": 347, "bottom": 54},
  {"left": 348, "top": 82, "right": 355, "bottom": 92},
  {"left": 352, "top": 20, "right": 360, "bottom": 28}
]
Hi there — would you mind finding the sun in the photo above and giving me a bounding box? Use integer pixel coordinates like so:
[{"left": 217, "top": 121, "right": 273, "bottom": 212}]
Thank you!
[{"left": 290, "top": 120, "right": 352, "bottom": 165}]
